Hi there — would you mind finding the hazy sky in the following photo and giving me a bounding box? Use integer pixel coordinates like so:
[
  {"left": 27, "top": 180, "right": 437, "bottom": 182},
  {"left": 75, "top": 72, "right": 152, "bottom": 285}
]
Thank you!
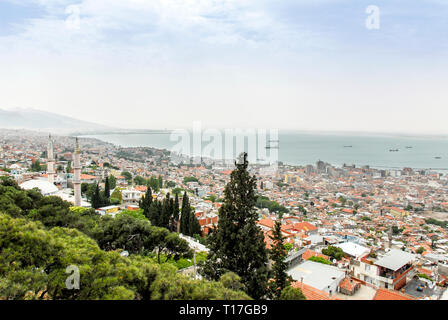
[{"left": 0, "top": 0, "right": 447, "bottom": 133}]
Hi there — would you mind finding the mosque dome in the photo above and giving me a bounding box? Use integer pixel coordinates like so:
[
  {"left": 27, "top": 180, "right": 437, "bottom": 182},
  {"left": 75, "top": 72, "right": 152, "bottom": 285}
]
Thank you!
[{"left": 20, "top": 179, "right": 58, "bottom": 196}]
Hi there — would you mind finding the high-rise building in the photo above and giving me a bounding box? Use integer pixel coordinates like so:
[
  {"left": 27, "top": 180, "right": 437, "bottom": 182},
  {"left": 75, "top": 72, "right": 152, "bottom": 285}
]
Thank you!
[
  {"left": 47, "top": 134, "right": 55, "bottom": 184},
  {"left": 73, "top": 137, "right": 82, "bottom": 207}
]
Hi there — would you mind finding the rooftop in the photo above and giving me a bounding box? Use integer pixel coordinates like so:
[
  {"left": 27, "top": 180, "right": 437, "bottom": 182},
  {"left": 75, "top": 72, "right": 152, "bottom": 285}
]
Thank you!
[{"left": 374, "top": 249, "right": 416, "bottom": 271}]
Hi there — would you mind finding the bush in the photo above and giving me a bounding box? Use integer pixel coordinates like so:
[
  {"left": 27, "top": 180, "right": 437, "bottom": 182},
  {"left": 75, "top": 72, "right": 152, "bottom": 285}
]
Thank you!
[
  {"left": 280, "top": 286, "right": 306, "bottom": 300},
  {"left": 308, "top": 256, "right": 331, "bottom": 265}
]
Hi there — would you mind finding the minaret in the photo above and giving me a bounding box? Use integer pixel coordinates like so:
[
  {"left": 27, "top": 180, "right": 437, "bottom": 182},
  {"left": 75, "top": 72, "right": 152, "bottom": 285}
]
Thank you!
[
  {"left": 73, "top": 137, "right": 82, "bottom": 207},
  {"left": 47, "top": 134, "right": 55, "bottom": 184}
]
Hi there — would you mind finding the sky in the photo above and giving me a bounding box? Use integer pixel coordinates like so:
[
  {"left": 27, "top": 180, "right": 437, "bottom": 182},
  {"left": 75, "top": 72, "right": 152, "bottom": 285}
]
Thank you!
[{"left": 0, "top": 0, "right": 447, "bottom": 134}]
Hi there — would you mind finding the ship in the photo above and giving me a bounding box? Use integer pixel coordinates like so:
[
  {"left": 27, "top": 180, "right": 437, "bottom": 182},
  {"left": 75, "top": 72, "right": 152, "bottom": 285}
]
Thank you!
[{"left": 389, "top": 149, "right": 399, "bottom": 152}]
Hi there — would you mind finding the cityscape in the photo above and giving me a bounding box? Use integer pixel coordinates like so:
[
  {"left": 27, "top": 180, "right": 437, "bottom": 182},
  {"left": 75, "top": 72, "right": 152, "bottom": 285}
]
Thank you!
[
  {"left": 1, "top": 127, "right": 448, "bottom": 301},
  {"left": 1, "top": 0, "right": 448, "bottom": 311}
]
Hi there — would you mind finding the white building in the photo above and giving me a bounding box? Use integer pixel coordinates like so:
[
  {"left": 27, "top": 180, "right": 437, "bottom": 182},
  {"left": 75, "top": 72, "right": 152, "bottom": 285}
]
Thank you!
[
  {"left": 20, "top": 179, "right": 58, "bottom": 196},
  {"left": 287, "top": 260, "right": 345, "bottom": 295}
]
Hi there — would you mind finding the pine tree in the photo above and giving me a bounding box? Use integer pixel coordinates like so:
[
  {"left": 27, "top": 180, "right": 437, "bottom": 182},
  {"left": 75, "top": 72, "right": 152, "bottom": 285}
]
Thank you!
[
  {"left": 201, "top": 153, "right": 269, "bottom": 299},
  {"left": 268, "top": 213, "right": 292, "bottom": 300}
]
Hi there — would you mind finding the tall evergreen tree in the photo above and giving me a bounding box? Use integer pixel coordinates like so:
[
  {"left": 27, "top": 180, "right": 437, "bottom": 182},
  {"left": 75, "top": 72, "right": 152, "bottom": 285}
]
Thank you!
[
  {"left": 173, "top": 193, "right": 180, "bottom": 232},
  {"left": 158, "top": 175, "right": 163, "bottom": 189},
  {"left": 180, "top": 192, "right": 190, "bottom": 235},
  {"left": 91, "top": 183, "right": 102, "bottom": 209},
  {"left": 189, "top": 210, "right": 202, "bottom": 236},
  {"left": 268, "top": 213, "right": 292, "bottom": 300},
  {"left": 104, "top": 176, "right": 111, "bottom": 199},
  {"left": 148, "top": 200, "right": 161, "bottom": 226},
  {"left": 139, "top": 187, "right": 153, "bottom": 220},
  {"left": 201, "top": 153, "right": 269, "bottom": 299},
  {"left": 160, "top": 193, "right": 172, "bottom": 229}
]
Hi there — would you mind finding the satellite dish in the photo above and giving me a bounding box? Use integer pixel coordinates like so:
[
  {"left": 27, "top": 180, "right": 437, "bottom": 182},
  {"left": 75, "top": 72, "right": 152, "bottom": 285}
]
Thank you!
[
  {"left": 332, "top": 259, "right": 337, "bottom": 263},
  {"left": 120, "top": 250, "right": 129, "bottom": 257}
]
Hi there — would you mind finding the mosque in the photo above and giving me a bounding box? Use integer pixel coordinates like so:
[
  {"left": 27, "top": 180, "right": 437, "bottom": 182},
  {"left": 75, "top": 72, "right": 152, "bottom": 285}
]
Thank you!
[{"left": 19, "top": 135, "right": 88, "bottom": 207}]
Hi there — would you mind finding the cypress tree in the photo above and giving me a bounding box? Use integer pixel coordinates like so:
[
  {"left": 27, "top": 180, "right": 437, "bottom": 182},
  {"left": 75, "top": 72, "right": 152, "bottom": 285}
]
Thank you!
[
  {"left": 173, "top": 193, "right": 180, "bottom": 232},
  {"left": 91, "top": 183, "right": 101, "bottom": 209},
  {"left": 139, "top": 186, "right": 153, "bottom": 220},
  {"left": 148, "top": 200, "right": 160, "bottom": 226},
  {"left": 268, "top": 213, "right": 292, "bottom": 300},
  {"left": 104, "top": 176, "right": 110, "bottom": 199},
  {"left": 189, "top": 210, "right": 202, "bottom": 236},
  {"left": 201, "top": 153, "right": 269, "bottom": 299},
  {"left": 160, "top": 193, "right": 172, "bottom": 229},
  {"left": 180, "top": 192, "right": 190, "bottom": 235}
]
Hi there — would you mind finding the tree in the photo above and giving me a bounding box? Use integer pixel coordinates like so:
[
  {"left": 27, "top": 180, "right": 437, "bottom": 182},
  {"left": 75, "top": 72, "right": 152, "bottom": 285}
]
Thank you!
[
  {"left": 268, "top": 214, "right": 292, "bottom": 300},
  {"left": 139, "top": 187, "right": 153, "bottom": 220},
  {"left": 66, "top": 161, "right": 72, "bottom": 174},
  {"left": 201, "top": 153, "right": 269, "bottom": 299},
  {"left": 30, "top": 160, "right": 43, "bottom": 172},
  {"left": 173, "top": 193, "right": 180, "bottom": 232},
  {"left": 158, "top": 176, "right": 163, "bottom": 189},
  {"left": 190, "top": 211, "right": 202, "bottom": 236},
  {"left": 148, "top": 201, "right": 162, "bottom": 227},
  {"left": 104, "top": 176, "right": 111, "bottom": 200},
  {"left": 91, "top": 183, "right": 102, "bottom": 209},
  {"left": 321, "top": 246, "right": 345, "bottom": 261},
  {"left": 0, "top": 212, "right": 248, "bottom": 300},
  {"left": 108, "top": 174, "right": 117, "bottom": 189},
  {"left": 279, "top": 286, "right": 306, "bottom": 300},
  {"left": 180, "top": 192, "right": 190, "bottom": 235},
  {"left": 148, "top": 176, "right": 159, "bottom": 192},
  {"left": 121, "top": 171, "right": 132, "bottom": 182}
]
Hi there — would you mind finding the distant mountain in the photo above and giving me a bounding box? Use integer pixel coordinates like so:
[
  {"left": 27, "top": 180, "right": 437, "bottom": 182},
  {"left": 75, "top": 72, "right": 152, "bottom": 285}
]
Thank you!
[{"left": 0, "top": 108, "right": 115, "bottom": 134}]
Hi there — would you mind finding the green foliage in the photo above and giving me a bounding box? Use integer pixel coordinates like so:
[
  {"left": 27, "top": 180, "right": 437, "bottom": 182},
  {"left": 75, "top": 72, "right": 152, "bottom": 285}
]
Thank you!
[
  {"left": 180, "top": 192, "right": 201, "bottom": 237},
  {"left": 256, "top": 196, "right": 289, "bottom": 214},
  {"left": 279, "top": 286, "right": 306, "bottom": 300},
  {"left": 284, "top": 243, "right": 293, "bottom": 252},
  {"left": 0, "top": 213, "right": 248, "bottom": 300},
  {"left": 30, "top": 160, "right": 43, "bottom": 172},
  {"left": 219, "top": 272, "right": 246, "bottom": 292},
  {"left": 111, "top": 188, "right": 123, "bottom": 202},
  {"left": 425, "top": 218, "right": 448, "bottom": 228},
  {"left": 268, "top": 216, "right": 292, "bottom": 299},
  {"left": 121, "top": 171, "right": 132, "bottom": 181},
  {"left": 117, "top": 209, "right": 147, "bottom": 221},
  {"left": 308, "top": 256, "right": 332, "bottom": 265},
  {"left": 202, "top": 153, "right": 269, "bottom": 299},
  {"left": 416, "top": 247, "right": 425, "bottom": 255},
  {"left": 417, "top": 273, "right": 432, "bottom": 281},
  {"left": 184, "top": 176, "right": 199, "bottom": 184},
  {"left": 108, "top": 175, "right": 117, "bottom": 189},
  {"left": 321, "top": 246, "right": 345, "bottom": 261}
]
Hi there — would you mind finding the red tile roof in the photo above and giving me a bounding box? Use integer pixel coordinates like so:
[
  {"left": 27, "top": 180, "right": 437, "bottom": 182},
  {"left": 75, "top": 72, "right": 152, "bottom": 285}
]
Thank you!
[{"left": 373, "top": 288, "right": 415, "bottom": 300}]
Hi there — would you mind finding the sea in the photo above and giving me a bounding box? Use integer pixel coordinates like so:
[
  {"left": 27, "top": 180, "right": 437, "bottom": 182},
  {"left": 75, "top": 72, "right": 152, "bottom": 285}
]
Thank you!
[{"left": 85, "top": 131, "right": 448, "bottom": 172}]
